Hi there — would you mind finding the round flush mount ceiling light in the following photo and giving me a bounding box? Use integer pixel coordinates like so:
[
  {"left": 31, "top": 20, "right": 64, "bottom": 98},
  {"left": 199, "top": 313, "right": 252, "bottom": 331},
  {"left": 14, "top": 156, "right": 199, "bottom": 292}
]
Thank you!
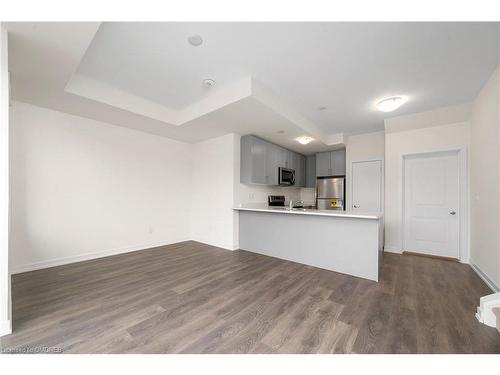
[
  {"left": 296, "top": 136, "right": 314, "bottom": 145},
  {"left": 203, "top": 78, "right": 216, "bottom": 88},
  {"left": 376, "top": 96, "right": 407, "bottom": 112},
  {"left": 188, "top": 35, "right": 203, "bottom": 46}
]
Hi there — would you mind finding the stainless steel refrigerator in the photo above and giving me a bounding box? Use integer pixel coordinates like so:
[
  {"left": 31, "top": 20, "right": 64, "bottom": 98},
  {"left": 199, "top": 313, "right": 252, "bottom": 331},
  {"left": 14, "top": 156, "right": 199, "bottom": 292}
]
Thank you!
[{"left": 316, "top": 176, "right": 345, "bottom": 210}]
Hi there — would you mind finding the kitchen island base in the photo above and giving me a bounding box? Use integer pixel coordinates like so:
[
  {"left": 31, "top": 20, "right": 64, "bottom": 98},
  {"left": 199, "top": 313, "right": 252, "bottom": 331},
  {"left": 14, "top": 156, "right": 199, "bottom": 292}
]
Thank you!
[{"left": 237, "top": 209, "right": 382, "bottom": 281}]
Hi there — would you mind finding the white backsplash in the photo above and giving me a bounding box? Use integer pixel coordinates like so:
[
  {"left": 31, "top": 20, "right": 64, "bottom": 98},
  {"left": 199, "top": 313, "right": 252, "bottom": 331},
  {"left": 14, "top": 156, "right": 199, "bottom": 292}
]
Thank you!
[
  {"left": 238, "top": 184, "right": 315, "bottom": 207},
  {"left": 238, "top": 183, "right": 301, "bottom": 206},
  {"left": 300, "top": 188, "right": 316, "bottom": 205}
]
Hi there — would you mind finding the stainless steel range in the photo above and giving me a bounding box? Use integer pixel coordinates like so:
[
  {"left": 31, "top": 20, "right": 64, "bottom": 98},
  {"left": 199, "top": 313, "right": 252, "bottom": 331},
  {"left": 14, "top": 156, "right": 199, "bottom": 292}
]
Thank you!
[{"left": 268, "top": 195, "right": 285, "bottom": 207}]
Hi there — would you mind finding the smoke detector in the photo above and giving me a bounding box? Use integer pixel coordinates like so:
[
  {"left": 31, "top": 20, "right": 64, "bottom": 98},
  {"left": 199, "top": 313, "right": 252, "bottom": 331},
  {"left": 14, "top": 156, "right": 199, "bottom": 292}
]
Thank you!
[
  {"left": 188, "top": 35, "right": 203, "bottom": 46},
  {"left": 203, "top": 78, "right": 216, "bottom": 88}
]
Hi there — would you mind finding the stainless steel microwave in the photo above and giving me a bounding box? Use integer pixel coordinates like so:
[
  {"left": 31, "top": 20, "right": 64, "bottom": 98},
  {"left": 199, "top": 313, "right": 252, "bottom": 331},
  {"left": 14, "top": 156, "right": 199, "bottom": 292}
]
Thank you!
[{"left": 278, "top": 167, "right": 295, "bottom": 186}]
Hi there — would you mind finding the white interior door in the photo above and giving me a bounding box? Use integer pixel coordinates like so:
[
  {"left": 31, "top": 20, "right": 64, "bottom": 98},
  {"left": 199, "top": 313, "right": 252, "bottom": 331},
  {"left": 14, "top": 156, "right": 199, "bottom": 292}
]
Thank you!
[
  {"left": 352, "top": 160, "right": 382, "bottom": 212},
  {"left": 404, "top": 151, "right": 459, "bottom": 258}
]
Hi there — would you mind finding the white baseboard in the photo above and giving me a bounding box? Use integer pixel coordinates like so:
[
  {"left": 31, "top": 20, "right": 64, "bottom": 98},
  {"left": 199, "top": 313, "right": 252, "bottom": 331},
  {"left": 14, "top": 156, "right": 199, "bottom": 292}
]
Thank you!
[
  {"left": 470, "top": 263, "right": 500, "bottom": 293},
  {"left": 191, "top": 236, "right": 238, "bottom": 251},
  {"left": 0, "top": 320, "right": 12, "bottom": 337},
  {"left": 383, "top": 245, "right": 402, "bottom": 254},
  {"left": 9, "top": 238, "right": 191, "bottom": 274}
]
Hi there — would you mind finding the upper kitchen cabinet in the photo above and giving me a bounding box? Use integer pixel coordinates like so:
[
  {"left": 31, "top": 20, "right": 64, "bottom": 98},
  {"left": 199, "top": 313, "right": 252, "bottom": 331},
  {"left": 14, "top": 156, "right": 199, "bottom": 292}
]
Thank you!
[
  {"left": 290, "top": 152, "right": 306, "bottom": 187},
  {"left": 240, "top": 135, "right": 306, "bottom": 186},
  {"left": 275, "top": 147, "right": 290, "bottom": 169},
  {"left": 305, "top": 155, "right": 316, "bottom": 188},
  {"left": 316, "top": 152, "right": 331, "bottom": 177},
  {"left": 241, "top": 135, "right": 267, "bottom": 184},
  {"left": 316, "top": 149, "right": 346, "bottom": 177},
  {"left": 332, "top": 150, "right": 346, "bottom": 175}
]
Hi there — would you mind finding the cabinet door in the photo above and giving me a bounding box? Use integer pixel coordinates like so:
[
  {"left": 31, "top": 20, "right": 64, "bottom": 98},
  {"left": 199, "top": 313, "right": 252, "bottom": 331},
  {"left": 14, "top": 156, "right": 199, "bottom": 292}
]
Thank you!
[
  {"left": 331, "top": 150, "right": 346, "bottom": 175},
  {"left": 305, "top": 155, "right": 316, "bottom": 188},
  {"left": 288, "top": 152, "right": 298, "bottom": 186},
  {"left": 265, "top": 143, "right": 279, "bottom": 185},
  {"left": 240, "top": 135, "right": 253, "bottom": 183},
  {"left": 285, "top": 149, "right": 293, "bottom": 169},
  {"left": 288, "top": 151, "right": 298, "bottom": 172},
  {"left": 296, "top": 154, "right": 306, "bottom": 187},
  {"left": 316, "top": 152, "right": 331, "bottom": 177},
  {"left": 275, "top": 147, "right": 288, "bottom": 168},
  {"left": 251, "top": 137, "right": 267, "bottom": 184}
]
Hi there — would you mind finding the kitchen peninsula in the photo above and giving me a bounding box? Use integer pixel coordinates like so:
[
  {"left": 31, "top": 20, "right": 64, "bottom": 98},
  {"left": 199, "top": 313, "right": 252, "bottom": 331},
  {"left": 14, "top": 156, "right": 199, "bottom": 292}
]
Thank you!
[{"left": 234, "top": 206, "right": 383, "bottom": 281}]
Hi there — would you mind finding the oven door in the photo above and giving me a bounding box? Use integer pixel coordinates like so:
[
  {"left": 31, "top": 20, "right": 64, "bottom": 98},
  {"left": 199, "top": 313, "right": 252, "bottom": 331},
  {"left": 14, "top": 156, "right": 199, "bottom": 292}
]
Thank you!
[{"left": 278, "top": 167, "right": 295, "bottom": 186}]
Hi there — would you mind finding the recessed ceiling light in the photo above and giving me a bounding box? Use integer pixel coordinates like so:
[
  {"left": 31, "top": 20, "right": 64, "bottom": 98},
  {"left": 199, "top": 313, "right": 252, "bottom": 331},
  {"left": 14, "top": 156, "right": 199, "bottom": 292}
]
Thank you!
[
  {"left": 203, "top": 78, "right": 216, "bottom": 88},
  {"left": 296, "top": 136, "right": 313, "bottom": 145},
  {"left": 188, "top": 35, "right": 203, "bottom": 46},
  {"left": 318, "top": 106, "right": 327, "bottom": 111},
  {"left": 376, "top": 96, "right": 407, "bottom": 112}
]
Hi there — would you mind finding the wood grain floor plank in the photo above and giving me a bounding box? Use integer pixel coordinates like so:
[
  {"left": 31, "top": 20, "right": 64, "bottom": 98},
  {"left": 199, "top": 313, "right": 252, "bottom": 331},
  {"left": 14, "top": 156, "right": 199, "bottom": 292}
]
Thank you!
[{"left": 1, "top": 243, "right": 499, "bottom": 354}]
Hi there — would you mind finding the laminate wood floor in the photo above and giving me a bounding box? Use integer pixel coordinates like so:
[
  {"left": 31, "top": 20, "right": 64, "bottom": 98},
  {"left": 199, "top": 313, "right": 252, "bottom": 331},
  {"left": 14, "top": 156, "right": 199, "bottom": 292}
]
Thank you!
[{"left": 1, "top": 241, "right": 499, "bottom": 354}]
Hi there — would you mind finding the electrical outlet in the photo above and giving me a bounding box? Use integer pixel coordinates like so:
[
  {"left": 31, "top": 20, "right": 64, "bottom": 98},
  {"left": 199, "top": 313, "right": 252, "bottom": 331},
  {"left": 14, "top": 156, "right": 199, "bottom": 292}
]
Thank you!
[{"left": 148, "top": 226, "right": 154, "bottom": 234}]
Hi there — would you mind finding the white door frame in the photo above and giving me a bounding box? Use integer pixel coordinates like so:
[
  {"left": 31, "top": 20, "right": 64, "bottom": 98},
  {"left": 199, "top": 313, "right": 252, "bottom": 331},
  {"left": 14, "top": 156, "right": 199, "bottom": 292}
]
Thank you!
[
  {"left": 350, "top": 158, "right": 384, "bottom": 212},
  {"left": 401, "top": 146, "right": 469, "bottom": 263}
]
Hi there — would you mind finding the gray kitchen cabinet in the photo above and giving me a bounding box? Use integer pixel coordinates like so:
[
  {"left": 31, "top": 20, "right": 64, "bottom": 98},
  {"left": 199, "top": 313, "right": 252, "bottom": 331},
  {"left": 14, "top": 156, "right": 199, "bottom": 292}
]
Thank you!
[
  {"left": 315, "top": 149, "right": 346, "bottom": 177},
  {"left": 295, "top": 154, "right": 306, "bottom": 187},
  {"left": 240, "top": 135, "right": 306, "bottom": 186},
  {"left": 265, "top": 143, "right": 279, "bottom": 185},
  {"left": 240, "top": 135, "right": 253, "bottom": 183},
  {"left": 305, "top": 155, "right": 316, "bottom": 188},
  {"left": 288, "top": 151, "right": 297, "bottom": 172},
  {"left": 316, "top": 152, "right": 332, "bottom": 177},
  {"left": 276, "top": 147, "right": 289, "bottom": 168},
  {"left": 331, "top": 150, "right": 346, "bottom": 175},
  {"left": 241, "top": 135, "right": 266, "bottom": 184},
  {"left": 288, "top": 152, "right": 301, "bottom": 186},
  {"left": 251, "top": 137, "right": 267, "bottom": 184}
]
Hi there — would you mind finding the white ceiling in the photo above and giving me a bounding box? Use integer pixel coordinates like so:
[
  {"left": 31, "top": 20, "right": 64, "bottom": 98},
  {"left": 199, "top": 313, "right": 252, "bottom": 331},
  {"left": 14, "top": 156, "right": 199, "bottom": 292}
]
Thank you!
[
  {"left": 77, "top": 22, "right": 500, "bottom": 135},
  {"left": 6, "top": 22, "right": 499, "bottom": 154}
]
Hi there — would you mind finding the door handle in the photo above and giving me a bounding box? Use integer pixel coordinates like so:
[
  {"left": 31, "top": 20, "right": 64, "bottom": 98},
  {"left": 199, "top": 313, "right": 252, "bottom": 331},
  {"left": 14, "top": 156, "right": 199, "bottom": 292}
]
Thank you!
[
  {"left": 449, "top": 210, "right": 456, "bottom": 215},
  {"left": 353, "top": 205, "right": 360, "bottom": 208}
]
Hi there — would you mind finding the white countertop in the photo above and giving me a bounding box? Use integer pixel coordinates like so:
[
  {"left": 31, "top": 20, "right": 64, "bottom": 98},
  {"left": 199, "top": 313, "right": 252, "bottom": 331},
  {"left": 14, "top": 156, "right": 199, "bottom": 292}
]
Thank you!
[{"left": 233, "top": 205, "right": 382, "bottom": 220}]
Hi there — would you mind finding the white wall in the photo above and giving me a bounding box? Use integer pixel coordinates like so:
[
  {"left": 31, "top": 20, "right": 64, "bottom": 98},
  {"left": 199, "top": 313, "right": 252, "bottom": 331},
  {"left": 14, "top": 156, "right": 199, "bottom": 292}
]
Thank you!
[
  {"left": 191, "top": 133, "right": 239, "bottom": 250},
  {"left": 384, "top": 115, "right": 470, "bottom": 255},
  {"left": 345, "top": 131, "right": 385, "bottom": 211},
  {"left": 0, "top": 25, "right": 12, "bottom": 336},
  {"left": 10, "top": 101, "right": 193, "bottom": 273},
  {"left": 9, "top": 106, "right": 307, "bottom": 271},
  {"left": 470, "top": 66, "right": 500, "bottom": 291},
  {"left": 384, "top": 103, "right": 472, "bottom": 133}
]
